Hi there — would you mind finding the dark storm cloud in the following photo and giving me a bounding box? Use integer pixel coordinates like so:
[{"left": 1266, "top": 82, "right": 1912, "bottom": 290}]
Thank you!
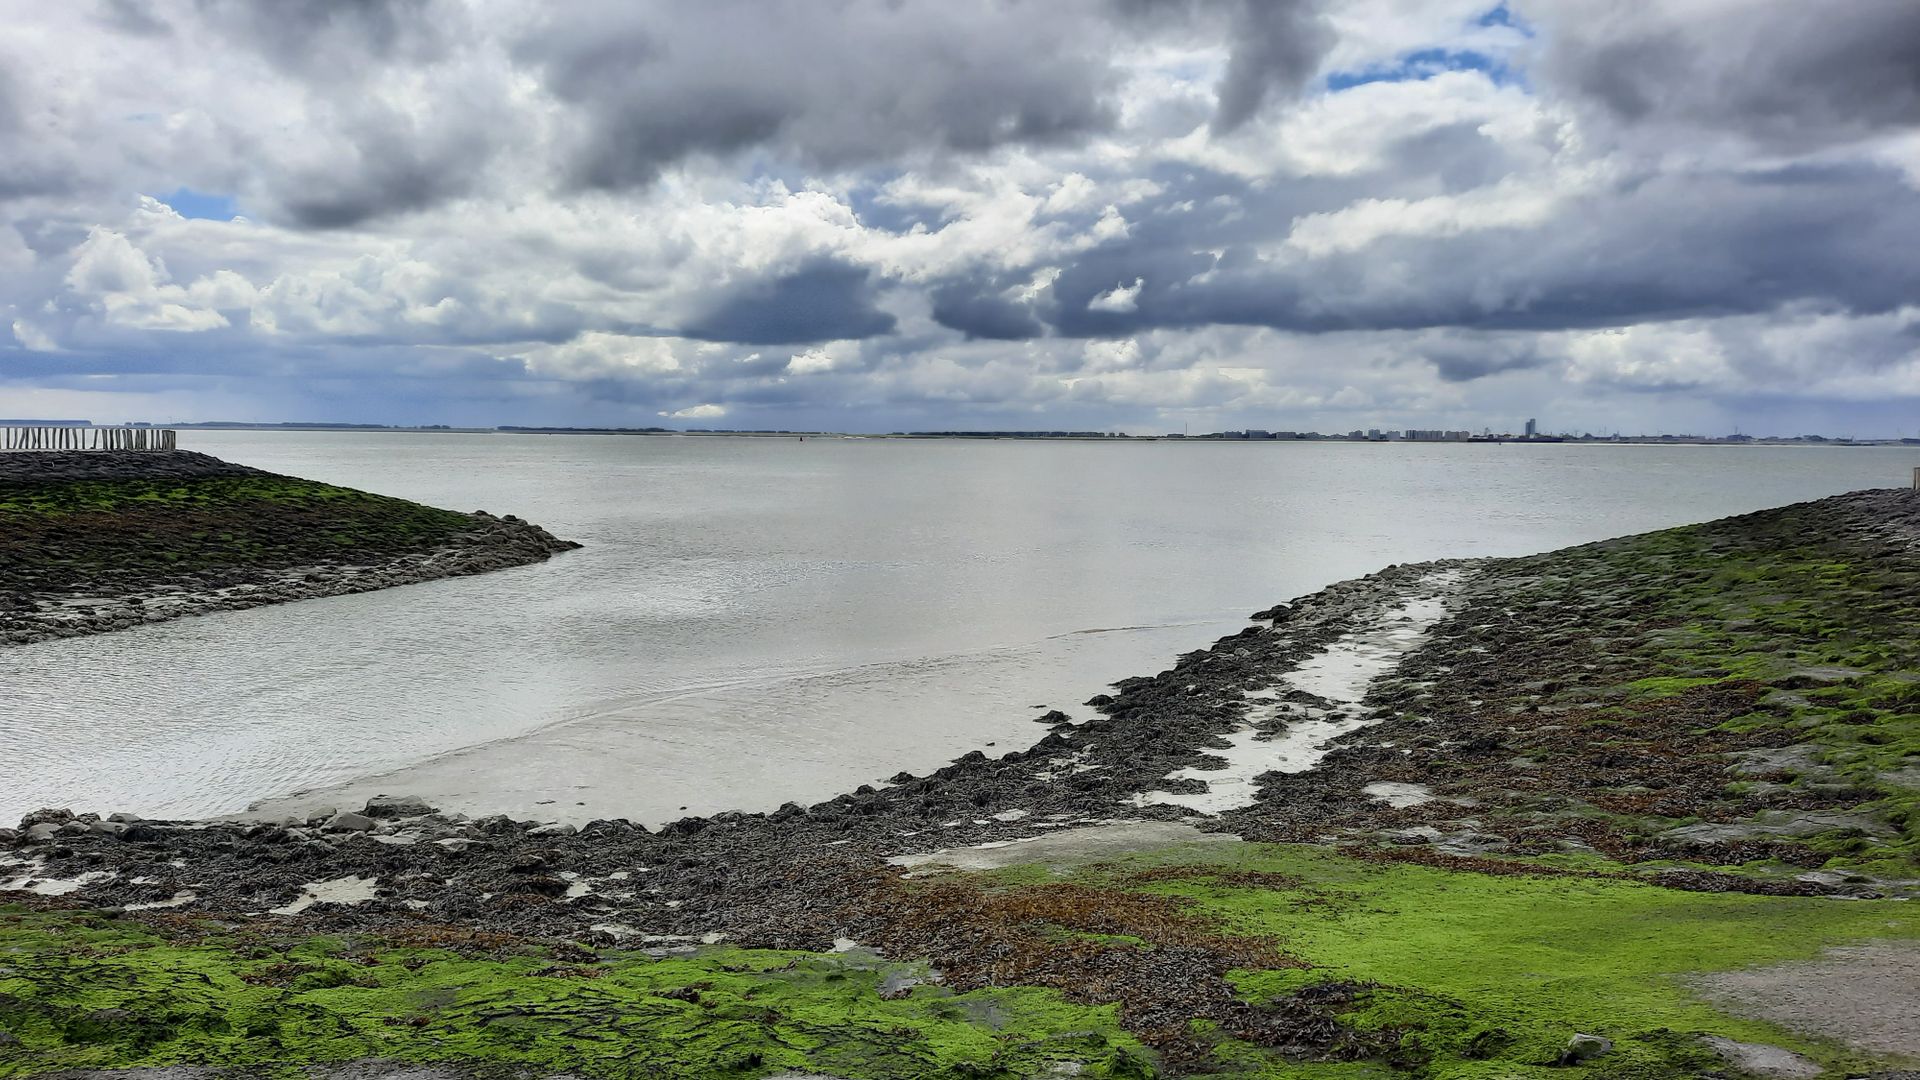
[
  {"left": 518, "top": 2, "right": 1124, "bottom": 190},
  {"left": 193, "top": 0, "right": 458, "bottom": 78},
  {"left": 98, "top": 0, "right": 171, "bottom": 37},
  {"left": 1419, "top": 338, "right": 1547, "bottom": 382},
  {"left": 678, "top": 259, "right": 897, "bottom": 345},
  {"left": 0, "top": 68, "right": 20, "bottom": 135},
  {"left": 1027, "top": 158, "right": 1920, "bottom": 339},
  {"left": 1211, "top": 0, "right": 1337, "bottom": 132},
  {"left": 1384, "top": 122, "right": 1523, "bottom": 195},
  {"left": 269, "top": 113, "right": 488, "bottom": 229},
  {"left": 1109, "top": 0, "right": 1335, "bottom": 133},
  {"left": 74, "top": 0, "right": 1342, "bottom": 230},
  {"left": 929, "top": 281, "right": 1046, "bottom": 341},
  {"left": 1530, "top": 0, "right": 1920, "bottom": 150}
]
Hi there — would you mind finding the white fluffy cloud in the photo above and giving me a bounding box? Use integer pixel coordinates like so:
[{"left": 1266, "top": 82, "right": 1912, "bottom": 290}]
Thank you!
[{"left": 1, "top": 1, "right": 1917, "bottom": 435}]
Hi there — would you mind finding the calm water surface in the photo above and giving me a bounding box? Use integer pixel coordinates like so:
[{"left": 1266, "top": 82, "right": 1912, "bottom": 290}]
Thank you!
[{"left": 3, "top": 433, "right": 1912, "bottom": 825}]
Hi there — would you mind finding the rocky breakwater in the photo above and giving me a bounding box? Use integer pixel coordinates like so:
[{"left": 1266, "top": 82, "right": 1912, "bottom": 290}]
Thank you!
[{"left": 0, "top": 449, "right": 579, "bottom": 646}]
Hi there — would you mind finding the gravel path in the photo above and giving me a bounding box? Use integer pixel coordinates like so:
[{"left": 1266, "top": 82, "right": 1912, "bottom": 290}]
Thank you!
[{"left": 1691, "top": 941, "right": 1920, "bottom": 1060}]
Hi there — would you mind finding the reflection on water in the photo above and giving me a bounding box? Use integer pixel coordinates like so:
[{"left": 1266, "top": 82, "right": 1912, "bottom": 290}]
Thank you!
[{"left": 2, "top": 433, "right": 1912, "bottom": 824}]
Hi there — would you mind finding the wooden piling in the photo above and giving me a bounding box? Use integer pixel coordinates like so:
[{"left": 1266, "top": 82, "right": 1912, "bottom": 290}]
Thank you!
[{"left": 0, "top": 425, "right": 180, "bottom": 453}]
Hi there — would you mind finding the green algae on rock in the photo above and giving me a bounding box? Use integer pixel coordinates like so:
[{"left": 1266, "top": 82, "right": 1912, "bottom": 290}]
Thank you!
[{"left": 1224, "top": 489, "right": 1920, "bottom": 888}]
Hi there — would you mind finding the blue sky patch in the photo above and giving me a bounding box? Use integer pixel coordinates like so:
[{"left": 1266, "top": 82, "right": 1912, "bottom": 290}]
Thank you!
[
  {"left": 155, "top": 187, "right": 238, "bottom": 221},
  {"left": 1476, "top": 2, "right": 1524, "bottom": 30},
  {"left": 1326, "top": 48, "right": 1519, "bottom": 91}
]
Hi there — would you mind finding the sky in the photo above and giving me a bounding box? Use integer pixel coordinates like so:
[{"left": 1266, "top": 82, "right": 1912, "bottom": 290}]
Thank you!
[{"left": 2, "top": 1, "right": 1919, "bottom": 436}]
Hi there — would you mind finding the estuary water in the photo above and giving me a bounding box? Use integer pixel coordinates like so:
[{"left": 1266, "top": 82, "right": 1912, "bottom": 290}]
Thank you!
[{"left": 3, "top": 433, "right": 1914, "bottom": 826}]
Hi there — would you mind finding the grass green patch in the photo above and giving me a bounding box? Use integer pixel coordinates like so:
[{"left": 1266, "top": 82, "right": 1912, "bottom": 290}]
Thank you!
[
  {"left": 0, "top": 907, "right": 1152, "bottom": 1080},
  {"left": 1054, "top": 841, "right": 1916, "bottom": 1077},
  {"left": 4, "top": 846, "right": 1917, "bottom": 1078}
]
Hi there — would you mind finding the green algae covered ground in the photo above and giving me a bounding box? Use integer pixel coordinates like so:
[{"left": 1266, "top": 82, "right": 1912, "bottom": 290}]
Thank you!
[
  {"left": 0, "top": 904, "right": 1153, "bottom": 1079},
  {"left": 0, "top": 472, "right": 479, "bottom": 584},
  {"left": 5, "top": 837, "right": 1915, "bottom": 1078},
  {"left": 1381, "top": 490, "right": 1920, "bottom": 878},
  {"left": 0, "top": 450, "right": 576, "bottom": 645}
]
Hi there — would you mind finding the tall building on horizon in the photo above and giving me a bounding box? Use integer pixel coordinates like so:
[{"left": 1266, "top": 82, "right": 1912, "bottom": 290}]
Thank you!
[{"left": 1524, "top": 418, "right": 1538, "bottom": 438}]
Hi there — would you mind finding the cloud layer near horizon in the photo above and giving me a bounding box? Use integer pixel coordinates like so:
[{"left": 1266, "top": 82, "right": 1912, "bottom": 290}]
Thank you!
[{"left": 4, "top": 0, "right": 1919, "bottom": 435}]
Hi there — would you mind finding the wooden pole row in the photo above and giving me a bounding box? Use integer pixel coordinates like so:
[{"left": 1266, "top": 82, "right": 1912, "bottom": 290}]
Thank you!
[{"left": 0, "top": 427, "right": 177, "bottom": 451}]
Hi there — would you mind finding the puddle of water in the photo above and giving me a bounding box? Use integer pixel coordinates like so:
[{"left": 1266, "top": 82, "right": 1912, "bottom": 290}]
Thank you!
[
  {"left": 1363, "top": 781, "right": 1435, "bottom": 808},
  {"left": 0, "top": 860, "right": 113, "bottom": 897},
  {"left": 268, "top": 875, "right": 379, "bottom": 916},
  {"left": 1134, "top": 572, "right": 1462, "bottom": 815},
  {"left": 1135, "top": 709, "right": 1376, "bottom": 814}
]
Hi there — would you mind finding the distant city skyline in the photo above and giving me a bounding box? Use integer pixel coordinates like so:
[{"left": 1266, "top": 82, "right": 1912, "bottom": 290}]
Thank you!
[
  {"left": 2, "top": 3, "right": 1917, "bottom": 437},
  {"left": 8, "top": 416, "right": 1913, "bottom": 447}
]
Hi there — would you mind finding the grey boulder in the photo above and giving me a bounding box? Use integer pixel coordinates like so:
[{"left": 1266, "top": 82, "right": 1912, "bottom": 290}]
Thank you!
[
  {"left": 1560, "top": 1034, "right": 1612, "bottom": 1065},
  {"left": 325, "top": 811, "right": 376, "bottom": 832}
]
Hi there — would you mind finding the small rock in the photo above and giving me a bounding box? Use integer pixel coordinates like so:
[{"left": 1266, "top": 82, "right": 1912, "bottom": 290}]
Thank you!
[
  {"left": 25, "top": 823, "right": 61, "bottom": 842},
  {"left": 529, "top": 822, "right": 578, "bottom": 837},
  {"left": 1559, "top": 1034, "right": 1612, "bottom": 1065},
  {"left": 521, "top": 875, "right": 570, "bottom": 897},
  {"left": 325, "top": 811, "right": 376, "bottom": 832},
  {"left": 1726, "top": 745, "right": 1829, "bottom": 779},
  {"left": 88, "top": 820, "right": 129, "bottom": 838},
  {"left": 364, "top": 794, "right": 433, "bottom": 819},
  {"left": 305, "top": 807, "right": 338, "bottom": 826},
  {"left": 434, "top": 837, "right": 478, "bottom": 854}
]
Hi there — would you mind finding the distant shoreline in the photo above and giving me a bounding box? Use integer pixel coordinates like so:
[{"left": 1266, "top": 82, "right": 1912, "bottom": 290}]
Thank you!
[{"left": 43, "top": 421, "right": 1917, "bottom": 447}]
